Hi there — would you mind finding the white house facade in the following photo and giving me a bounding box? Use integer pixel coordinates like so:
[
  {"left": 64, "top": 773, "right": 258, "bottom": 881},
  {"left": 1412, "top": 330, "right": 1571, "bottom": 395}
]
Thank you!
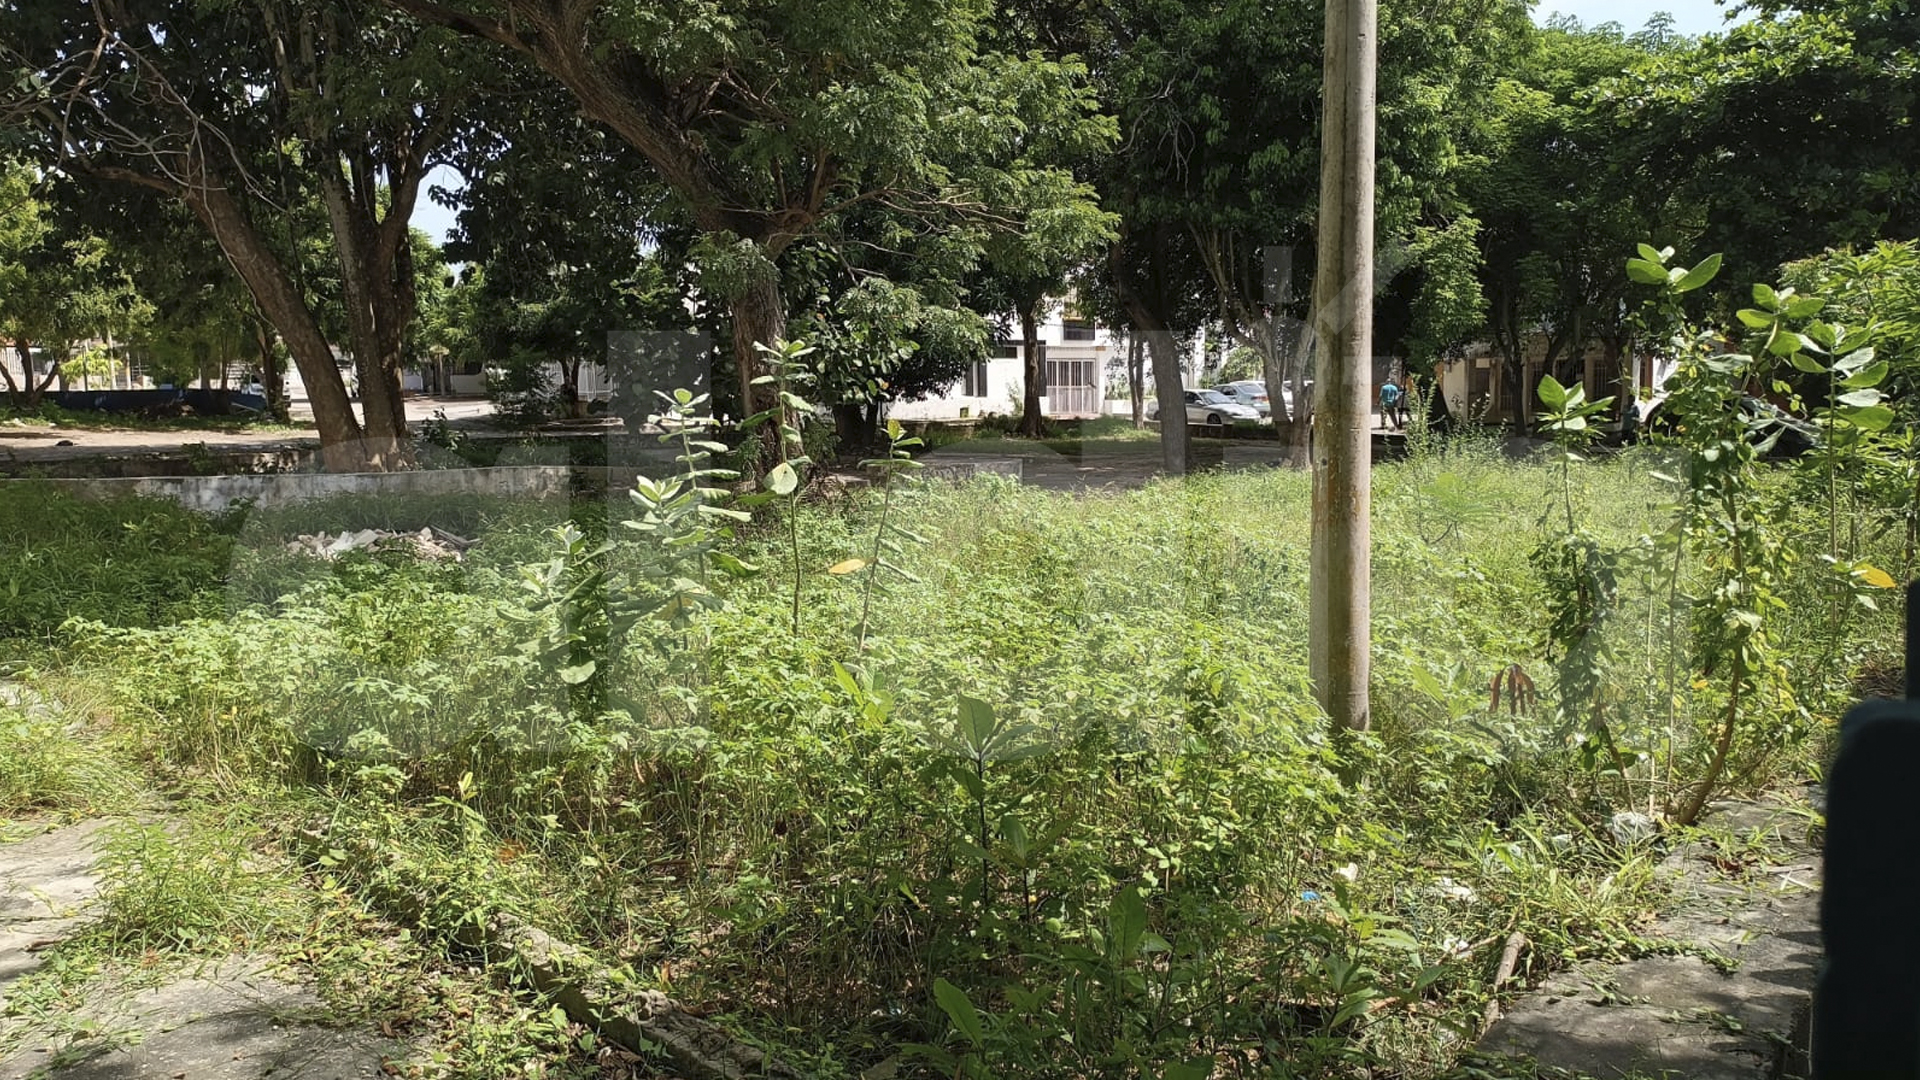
[{"left": 887, "top": 306, "right": 1119, "bottom": 422}]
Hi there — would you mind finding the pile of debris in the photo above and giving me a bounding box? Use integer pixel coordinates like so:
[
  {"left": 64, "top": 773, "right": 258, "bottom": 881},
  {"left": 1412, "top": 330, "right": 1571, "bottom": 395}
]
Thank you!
[{"left": 286, "top": 526, "right": 475, "bottom": 561}]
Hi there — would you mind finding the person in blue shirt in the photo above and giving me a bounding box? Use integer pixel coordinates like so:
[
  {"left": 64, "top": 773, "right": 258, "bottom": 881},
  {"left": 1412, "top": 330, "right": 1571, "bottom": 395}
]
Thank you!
[{"left": 1379, "top": 378, "right": 1403, "bottom": 430}]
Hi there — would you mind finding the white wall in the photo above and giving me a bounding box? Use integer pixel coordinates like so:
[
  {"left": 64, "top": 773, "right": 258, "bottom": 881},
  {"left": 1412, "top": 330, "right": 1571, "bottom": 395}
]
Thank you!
[{"left": 888, "top": 309, "right": 1119, "bottom": 421}]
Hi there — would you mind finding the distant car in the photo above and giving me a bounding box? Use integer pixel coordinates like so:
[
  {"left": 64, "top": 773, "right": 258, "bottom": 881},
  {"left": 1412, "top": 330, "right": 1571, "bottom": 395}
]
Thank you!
[
  {"left": 1212, "top": 380, "right": 1272, "bottom": 418},
  {"left": 1147, "top": 389, "right": 1262, "bottom": 429}
]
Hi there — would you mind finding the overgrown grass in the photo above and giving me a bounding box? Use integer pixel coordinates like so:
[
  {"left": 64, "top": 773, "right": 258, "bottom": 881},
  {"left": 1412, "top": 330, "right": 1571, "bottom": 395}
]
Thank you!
[
  {"left": 0, "top": 482, "right": 236, "bottom": 640},
  {"left": 16, "top": 437, "right": 1901, "bottom": 1077},
  {"left": 0, "top": 402, "right": 308, "bottom": 434},
  {"left": 0, "top": 694, "right": 130, "bottom": 820}
]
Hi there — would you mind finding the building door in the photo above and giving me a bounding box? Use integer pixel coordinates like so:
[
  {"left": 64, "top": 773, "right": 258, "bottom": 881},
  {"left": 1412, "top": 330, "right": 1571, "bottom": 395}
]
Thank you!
[{"left": 1045, "top": 358, "right": 1099, "bottom": 417}]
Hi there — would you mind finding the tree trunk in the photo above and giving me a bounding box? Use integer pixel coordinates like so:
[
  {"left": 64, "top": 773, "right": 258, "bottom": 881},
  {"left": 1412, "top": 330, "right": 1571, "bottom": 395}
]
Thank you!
[
  {"left": 1288, "top": 326, "right": 1315, "bottom": 466},
  {"left": 0, "top": 343, "right": 20, "bottom": 407},
  {"left": 1128, "top": 336, "right": 1145, "bottom": 428},
  {"left": 1261, "top": 335, "right": 1287, "bottom": 424},
  {"left": 1111, "top": 239, "right": 1188, "bottom": 474},
  {"left": 730, "top": 269, "right": 788, "bottom": 467},
  {"left": 832, "top": 403, "right": 866, "bottom": 452},
  {"left": 25, "top": 343, "right": 59, "bottom": 408},
  {"left": 1, "top": 342, "right": 37, "bottom": 408},
  {"left": 1144, "top": 331, "right": 1187, "bottom": 475},
  {"left": 561, "top": 357, "right": 586, "bottom": 418},
  {"left": 1019, "top": 304, "right": 1045, "bottom": 438},
  {"left": 319, "top": 168, "right": 410, "bottom": 468},
  {"left": 179, "top": 178, "right": 370, "bottom": 469},
  {"left": 254, "top": 319, "right": 289, "bottom": 422},
  {"left": 1604, "top": 332, "right": 1633, "bottom": 425}
]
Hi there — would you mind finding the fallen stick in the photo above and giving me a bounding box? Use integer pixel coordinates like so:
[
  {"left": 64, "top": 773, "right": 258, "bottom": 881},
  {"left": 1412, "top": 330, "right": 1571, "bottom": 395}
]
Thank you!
[
  {"left": 293, "top": 823, "right": 804, "bottom": 1079},
  {"left": 1481, "top": 931, "right": 1529, "bottom": 1031}
]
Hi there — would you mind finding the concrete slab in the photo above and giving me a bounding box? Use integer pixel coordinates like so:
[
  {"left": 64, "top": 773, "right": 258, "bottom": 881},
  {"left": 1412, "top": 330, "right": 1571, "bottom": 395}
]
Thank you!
[
  {"left": 0, "top": 819, "right": 112, "bottom": 924},
  {"left": 0, "top": 957, "right": 397, "bottom": 1079},
  {"left": 1477, "top": 794, "right": 1820, "bottom": 1079}
]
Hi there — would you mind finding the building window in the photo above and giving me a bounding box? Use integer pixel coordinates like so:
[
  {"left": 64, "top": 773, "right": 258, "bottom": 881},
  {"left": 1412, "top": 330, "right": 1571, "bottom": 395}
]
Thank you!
[
  {"left": 1062, "top": 318, "right": 1096, "bottom": 342},
  {"left": 963, "top": 361, "right": 989, "bottom": 397},
  {"left": 991, "top": 339, "right": 1019, "bottom": 359}
]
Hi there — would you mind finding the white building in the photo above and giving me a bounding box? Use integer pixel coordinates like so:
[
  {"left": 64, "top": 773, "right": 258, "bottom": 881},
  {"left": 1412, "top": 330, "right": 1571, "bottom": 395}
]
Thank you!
[{"left": 887, "top": 305, "right": 1119, "bottom": 422}]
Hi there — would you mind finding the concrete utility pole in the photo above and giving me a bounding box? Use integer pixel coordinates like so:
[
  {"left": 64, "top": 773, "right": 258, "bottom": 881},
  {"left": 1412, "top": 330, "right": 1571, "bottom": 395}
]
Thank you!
[{"left": 1308, "top": 0, "right": 1376, "bottom": 733}]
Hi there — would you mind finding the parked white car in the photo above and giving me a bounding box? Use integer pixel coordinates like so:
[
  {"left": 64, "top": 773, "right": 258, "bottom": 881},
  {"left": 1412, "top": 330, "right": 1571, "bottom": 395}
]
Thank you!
[
  {"left": 1212, "top": 380, "right": 1272, "bottom": 418},
  {"left": 1147, "top": 389, "right": 1262, "bottom": 428}
]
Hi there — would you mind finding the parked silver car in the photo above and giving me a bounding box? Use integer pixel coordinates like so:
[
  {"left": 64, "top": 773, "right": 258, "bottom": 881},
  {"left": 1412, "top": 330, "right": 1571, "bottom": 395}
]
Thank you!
[
  {"left": 1147, "top": 389, "right": 1262, "bottom": 428},
  {"left": 1212, "top": 380, "right": 1272, "bottom": 418}
]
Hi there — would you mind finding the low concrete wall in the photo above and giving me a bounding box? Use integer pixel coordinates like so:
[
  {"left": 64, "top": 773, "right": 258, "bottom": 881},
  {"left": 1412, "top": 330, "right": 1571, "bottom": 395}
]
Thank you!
[{"left": 18, "top": 466, "right": 577, "bottom": 514}]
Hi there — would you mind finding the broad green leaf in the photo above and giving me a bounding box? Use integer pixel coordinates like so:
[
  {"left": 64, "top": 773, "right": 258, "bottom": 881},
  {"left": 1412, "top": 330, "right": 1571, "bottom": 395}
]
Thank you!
[
  {"left": 1834, "top": 347, "right": 1878, "bottom": 374},
  {"left": 1735, "top": 308, "right": 1773, "bottom": 330},
  {"left": 1767, "top": 330, "right": 1808, "bottom": 357},
  {"left": 956, "top": 695, "right": 997, "bottom": 755},
  {"left": 1787, "top": 353, "right": 1827, "bottom": 375},
  {"left": 1674, "top": 253, "right": 1722, "bottom": 293},
  {"left": 710, "top": 551, "right": 759, "bottom": 577},
  {"left": 1536, "top": 374, "right": 1568, "bottom": 410},
  {"left": 832, "top": 661, "right": 861, "bottom": 699},
  {"left": 931, "top": 979, "right": 985, "bottom": 1048},
  {"left": 1837, "top": 388, "right": 1884, "bottom": 408},
  {"left": 1784, "top": 295, "right": 1826, "bottom": 319},
  {"left": 1752, "top": 283, "right": 1779, "bottom": 309},
  {"left": 1410, "top": 666, "right": 1447, "bottom": 702},
  {"left": 1162, "top": 1058, "right": 1214, "bottom": 1080},
  {"left": 1109, "top": 884, "right": 1147, "bottom": 959},
  {"left": 1626, "top": 258, "right": 1668, "bottom": 286},
  {"left": 1844, "top": 404, "right": 1895, "bottom": 431},
  {"left": 827, "top": 558, "right": 869, "bottom": 574},
  {"left": 1001, "top": 813, "right": 1029, "bottom": 858},
  {"left": 1839, "top": 360, "right": 1888, "bottom": 389},
  {"left": 558, "top": 661, "right": 597, "bottom": 685},
  {"left": 1635, "top": 243, "right": 1664, "bottom": 264}
]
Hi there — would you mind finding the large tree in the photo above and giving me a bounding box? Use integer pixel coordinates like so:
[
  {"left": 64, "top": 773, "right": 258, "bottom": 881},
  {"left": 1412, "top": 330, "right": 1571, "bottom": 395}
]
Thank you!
[
  {"left": 1463, "top": 18, "right": 1683, "bottom": 418},
  {"left": 2, "top": 0, "right": 487, "bottom": 469},
  {"left": 1084, "top": 0, "right": 1530, "bottom": 470},
  {"left": 1613, "top": 0, "right": 1919, "bottom": 300},
  {"left": 0, "top": 163, "right": 151, "bottom": 407},
  {"left": 378, "top": 0, "right": 1110, "bottom": 465},
  {"left": 445, "top": 97, "right": 684, "bottom": 420}
]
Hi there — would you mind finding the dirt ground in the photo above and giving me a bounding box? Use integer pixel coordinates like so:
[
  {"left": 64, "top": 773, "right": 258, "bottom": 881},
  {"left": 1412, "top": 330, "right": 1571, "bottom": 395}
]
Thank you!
[{"left": 0, "top": 396, "right": 495, "bottom": 469}]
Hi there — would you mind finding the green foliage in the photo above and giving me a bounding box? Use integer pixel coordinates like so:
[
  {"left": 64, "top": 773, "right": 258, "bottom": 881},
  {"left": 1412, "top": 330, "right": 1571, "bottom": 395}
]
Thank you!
[
  {"left": 622, "top": 388, "right": 759, "bottom": 636},
  {"left": 0, "top": 692, "right": 128, "bottom": 818},
  {"left": 0, "top": 483, "right": 232, "bottom": 640},
  {"left": 1614, "top": 1, "right": 1920, "bottom": 290},
  {"left": 1629, "top": 246, "right": 1811, "bottom": 826},
  {"left": 88, "top": 819, "right": 282, "bottom": 955},
  {"left": 45, "top": 450, "right": 1783, "bottom": 1076},
  {"left": 0, "top": 165, "right": 152, "bottom": 405},
  {"left": 852, "top": 418, "right": 924, "bottom": 652}
]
